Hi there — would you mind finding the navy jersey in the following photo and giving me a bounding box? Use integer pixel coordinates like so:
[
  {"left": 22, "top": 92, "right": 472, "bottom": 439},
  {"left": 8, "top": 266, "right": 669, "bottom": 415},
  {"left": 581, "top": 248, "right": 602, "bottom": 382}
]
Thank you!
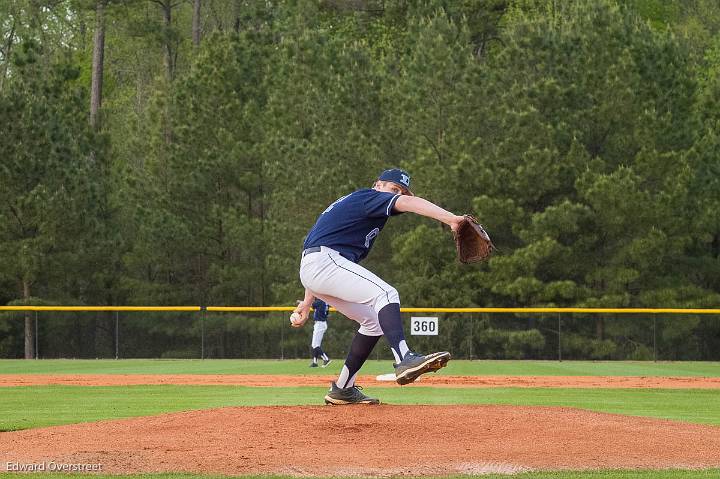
[
  {"left": 312, "top": 299, "right": 330, "bottom": 322},
  {"left": 303, "top": 188, "right": 402, "bottom": 263}
]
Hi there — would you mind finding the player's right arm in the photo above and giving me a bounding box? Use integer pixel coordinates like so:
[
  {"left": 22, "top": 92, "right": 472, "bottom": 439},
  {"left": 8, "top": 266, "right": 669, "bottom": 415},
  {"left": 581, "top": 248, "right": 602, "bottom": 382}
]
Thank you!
[
  {"left": 293, "top": 289, "right": 315, "bottom": 321},
  {"left": 394, "top": 196, "right": 465, "bottom": 232}
]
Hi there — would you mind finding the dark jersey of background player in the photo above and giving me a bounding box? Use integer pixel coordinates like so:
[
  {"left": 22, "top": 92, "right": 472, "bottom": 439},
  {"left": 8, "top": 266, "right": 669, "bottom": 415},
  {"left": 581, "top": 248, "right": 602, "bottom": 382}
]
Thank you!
[{"left": 312, "top": 299, "right": 329, "bottom": 321}]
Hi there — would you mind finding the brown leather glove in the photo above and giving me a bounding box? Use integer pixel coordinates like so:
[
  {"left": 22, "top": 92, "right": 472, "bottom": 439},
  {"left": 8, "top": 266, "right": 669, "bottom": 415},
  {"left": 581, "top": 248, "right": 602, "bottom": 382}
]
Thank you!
[{"left": 454, "top": 215, "right": 495, "bottom": 263}]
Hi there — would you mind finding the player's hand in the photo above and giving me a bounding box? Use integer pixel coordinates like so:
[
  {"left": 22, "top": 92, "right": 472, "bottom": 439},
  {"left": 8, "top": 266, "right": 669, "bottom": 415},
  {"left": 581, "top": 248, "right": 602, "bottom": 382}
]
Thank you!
[
  {"left": 448, "top": 215, "right": 466, "bottom": 233},
  {"left": 291, "top": 300, "right": 311, "bottom": 327}
]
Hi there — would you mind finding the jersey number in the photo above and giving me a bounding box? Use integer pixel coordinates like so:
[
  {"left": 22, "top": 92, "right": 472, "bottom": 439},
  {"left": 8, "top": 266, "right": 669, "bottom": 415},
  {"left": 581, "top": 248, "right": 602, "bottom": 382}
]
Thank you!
[
  {"left": 364, "top": 228, "right": 380, "bottom": 248},
  {"left": 323, "top": 194, "right": 349, "bottom": 214}
]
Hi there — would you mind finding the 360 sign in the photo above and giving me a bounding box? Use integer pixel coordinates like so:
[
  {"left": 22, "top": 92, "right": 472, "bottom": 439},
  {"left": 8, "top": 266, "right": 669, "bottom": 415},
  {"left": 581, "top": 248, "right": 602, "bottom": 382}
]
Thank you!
[{"left": 410, "top": 317, "right": 438, "bottom": 336}]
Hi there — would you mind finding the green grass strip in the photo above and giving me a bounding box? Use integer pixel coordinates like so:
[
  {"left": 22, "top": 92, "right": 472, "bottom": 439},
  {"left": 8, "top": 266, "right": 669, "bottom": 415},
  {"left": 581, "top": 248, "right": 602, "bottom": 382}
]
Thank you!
[
  {"left": 1, "top": 385, "right": 719, "bottom": 431},
  {"left": 1, "top": 470, "right": 720, "bottom": 479},
  {"left": 1, "top": 359, "right": 719, "bottom": 376}
]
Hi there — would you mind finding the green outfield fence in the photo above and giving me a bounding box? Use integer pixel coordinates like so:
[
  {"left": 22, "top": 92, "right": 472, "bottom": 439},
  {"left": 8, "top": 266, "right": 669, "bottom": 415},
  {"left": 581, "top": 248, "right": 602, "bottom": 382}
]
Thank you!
[{"left": 1, "top": 306, "right": 720, "bottom": 361}]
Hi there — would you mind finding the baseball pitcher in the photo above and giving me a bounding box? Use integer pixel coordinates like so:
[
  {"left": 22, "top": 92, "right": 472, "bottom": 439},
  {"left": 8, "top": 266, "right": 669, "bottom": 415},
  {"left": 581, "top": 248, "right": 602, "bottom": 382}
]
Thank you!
[{"left": 292, "top": 168, "right": 487, "bottom": 405}]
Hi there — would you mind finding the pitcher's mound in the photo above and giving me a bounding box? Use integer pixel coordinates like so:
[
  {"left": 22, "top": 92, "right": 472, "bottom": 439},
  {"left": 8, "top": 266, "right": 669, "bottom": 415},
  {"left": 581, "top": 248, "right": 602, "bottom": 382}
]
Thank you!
[{"left": 2, "top": 405, "right": 720, "bottom": 476}]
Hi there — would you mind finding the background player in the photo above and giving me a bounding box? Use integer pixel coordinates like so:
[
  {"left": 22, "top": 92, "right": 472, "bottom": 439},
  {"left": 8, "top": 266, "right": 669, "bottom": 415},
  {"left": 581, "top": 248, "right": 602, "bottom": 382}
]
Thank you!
[
  {"left": 309, "top": 298, "right": 331, "bottom": 368},
  {"left": 291, "top": 168, "right": 465, "bottom": 405}
]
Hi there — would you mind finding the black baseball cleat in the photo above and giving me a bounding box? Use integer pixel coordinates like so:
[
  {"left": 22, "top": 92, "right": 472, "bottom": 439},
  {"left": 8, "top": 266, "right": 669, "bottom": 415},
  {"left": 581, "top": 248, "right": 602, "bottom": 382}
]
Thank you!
[
  {"left": 322, "top": 358, "right": 332, "bottom": 368},
  {"left": 394, "top": 351, "right": 451, "bottom": 385},
  {"left": 309, "top": 362, "right": 319, "bottom": 368},
  {"left": 324, "top": 382, "right": 380, "bottom": 405}
]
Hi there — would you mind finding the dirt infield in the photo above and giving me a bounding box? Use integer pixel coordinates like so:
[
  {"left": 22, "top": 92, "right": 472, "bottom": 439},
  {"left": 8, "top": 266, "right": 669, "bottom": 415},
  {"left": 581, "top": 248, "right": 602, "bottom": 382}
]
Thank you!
[
  {"left": 2, "top": 373, "right": 720, "bottom": 388},
  {"left": 3, "top": 374, "right": 720, "bottom": 475},
  {"left": 2, "top": 405, "right": 720, "bottom": 475}
]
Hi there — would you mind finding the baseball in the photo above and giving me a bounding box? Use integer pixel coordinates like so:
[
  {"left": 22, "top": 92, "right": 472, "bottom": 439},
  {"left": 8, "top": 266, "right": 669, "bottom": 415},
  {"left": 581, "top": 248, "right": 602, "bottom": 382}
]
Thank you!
[{"left": 290, "top": 312, "right": 303, "bottom": 326}]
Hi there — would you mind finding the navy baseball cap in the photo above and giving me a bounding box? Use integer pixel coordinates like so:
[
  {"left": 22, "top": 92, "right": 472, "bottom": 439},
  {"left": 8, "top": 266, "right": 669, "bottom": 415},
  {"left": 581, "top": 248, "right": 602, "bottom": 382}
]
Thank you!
[{"left": 378, "top": 168, "right": 414, "bottom": 196}]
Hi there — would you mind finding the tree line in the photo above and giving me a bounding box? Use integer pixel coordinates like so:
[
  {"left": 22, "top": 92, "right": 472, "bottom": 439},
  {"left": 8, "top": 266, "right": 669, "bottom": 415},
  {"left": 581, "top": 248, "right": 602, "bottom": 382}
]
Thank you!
[{"left": 1, "top": 0, "right": 719, "bottom": 360}]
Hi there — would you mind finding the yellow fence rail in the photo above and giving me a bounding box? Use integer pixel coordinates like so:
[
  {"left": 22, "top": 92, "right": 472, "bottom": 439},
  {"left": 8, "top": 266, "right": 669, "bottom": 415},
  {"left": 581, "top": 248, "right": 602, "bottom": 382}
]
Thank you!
[
  {"left": 0, "top": 306, "right": 201, "bottom": 312},
  {"left": 2, "top": 306, "right": 720, "bottom": 314}
]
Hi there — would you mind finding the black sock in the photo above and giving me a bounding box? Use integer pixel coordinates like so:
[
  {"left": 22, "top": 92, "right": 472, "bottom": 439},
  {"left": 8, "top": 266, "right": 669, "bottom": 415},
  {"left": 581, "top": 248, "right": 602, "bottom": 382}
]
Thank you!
[
  {"left": 337, "top": 332, "right": 380, "bottom": 388},
  {"left": 317, "top": 347, "right": 328, "bottom": 361},
  {"left": 378, "top": 303, "right": 409, "bottom": 361}
]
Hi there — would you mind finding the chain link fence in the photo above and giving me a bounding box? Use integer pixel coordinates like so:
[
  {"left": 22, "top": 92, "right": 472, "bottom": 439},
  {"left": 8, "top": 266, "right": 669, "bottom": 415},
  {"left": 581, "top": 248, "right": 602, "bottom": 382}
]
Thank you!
[{"left": 1, "top": 307, "right": 719, "bottom": 361}]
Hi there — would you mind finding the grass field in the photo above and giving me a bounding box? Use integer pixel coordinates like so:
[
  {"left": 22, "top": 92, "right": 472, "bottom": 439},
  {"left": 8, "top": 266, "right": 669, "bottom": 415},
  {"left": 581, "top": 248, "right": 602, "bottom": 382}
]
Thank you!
[
  {"left": 1, "top": 359, "right": 719, "bottom": 479},
  {"left": 1, "top": 472, "right": 720, "bottom": 479},
  {"left": 1, "top": 358, "right": 719, "bottom": 376},
  {"left": 2, "top": 385, "right": 720, "bottom": 430}
]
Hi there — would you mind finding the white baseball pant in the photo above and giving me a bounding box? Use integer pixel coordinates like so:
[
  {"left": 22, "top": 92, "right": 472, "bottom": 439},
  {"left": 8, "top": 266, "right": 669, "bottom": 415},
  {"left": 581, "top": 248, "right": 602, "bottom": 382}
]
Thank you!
[
  {"left": 311, "top": 320, "right": 328, "bottom": 348},
  {"left": 300, "top": 246, "right": 400, "bottom": 336}
]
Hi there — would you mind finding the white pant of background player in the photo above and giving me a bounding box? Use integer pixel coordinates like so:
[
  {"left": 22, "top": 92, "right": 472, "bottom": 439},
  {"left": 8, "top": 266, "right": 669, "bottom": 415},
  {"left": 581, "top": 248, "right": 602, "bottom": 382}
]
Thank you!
[
  {"left": 311, "top": 320, "right": 328, "bottom": 349},
  {"left": 300, "top": 246, "right": 405, "bottom": 347}
]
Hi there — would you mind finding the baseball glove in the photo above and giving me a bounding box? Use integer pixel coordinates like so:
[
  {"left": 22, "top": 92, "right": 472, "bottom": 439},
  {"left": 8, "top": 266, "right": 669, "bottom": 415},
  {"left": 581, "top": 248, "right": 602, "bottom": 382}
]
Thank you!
[{"left": 454, "top": 215, "right": 495, "bottom": 263}]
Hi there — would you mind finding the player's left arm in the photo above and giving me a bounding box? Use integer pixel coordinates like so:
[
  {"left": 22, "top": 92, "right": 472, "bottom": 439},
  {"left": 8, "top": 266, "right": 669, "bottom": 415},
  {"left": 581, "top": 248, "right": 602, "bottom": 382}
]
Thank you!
[{"left": 394, "top": 196, "right": 465, "bottom": 232}]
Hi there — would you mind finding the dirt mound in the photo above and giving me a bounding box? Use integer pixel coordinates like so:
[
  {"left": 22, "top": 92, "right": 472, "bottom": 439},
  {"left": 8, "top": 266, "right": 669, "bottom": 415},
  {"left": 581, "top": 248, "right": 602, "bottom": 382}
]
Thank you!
[{"left": 2, "top": 405, "right": 720, "bottom": 476}]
